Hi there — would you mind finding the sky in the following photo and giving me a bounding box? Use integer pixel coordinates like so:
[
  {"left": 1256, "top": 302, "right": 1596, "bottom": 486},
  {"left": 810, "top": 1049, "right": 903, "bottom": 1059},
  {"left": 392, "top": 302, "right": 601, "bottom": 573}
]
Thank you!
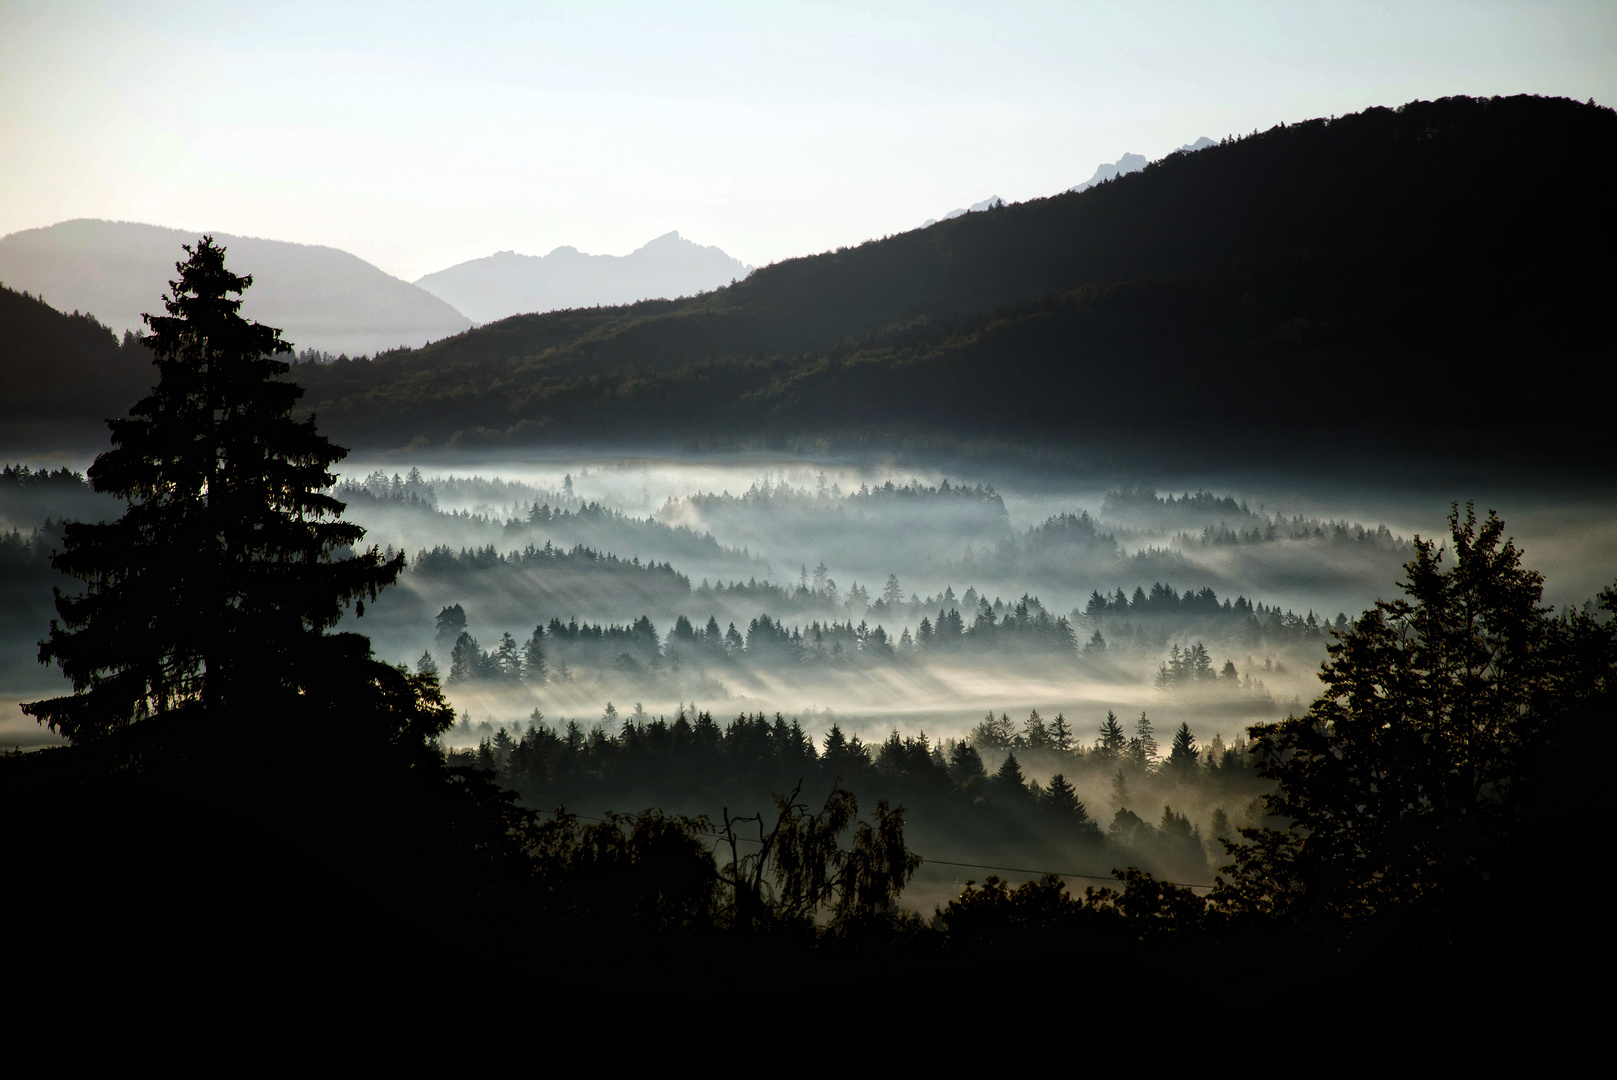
[{"left": 2, "top": 0, "right": 1613, "bottom": 281}]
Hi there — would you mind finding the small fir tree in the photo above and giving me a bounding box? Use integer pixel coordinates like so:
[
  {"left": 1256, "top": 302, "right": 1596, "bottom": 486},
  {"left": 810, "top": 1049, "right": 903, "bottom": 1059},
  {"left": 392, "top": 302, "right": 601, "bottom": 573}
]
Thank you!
[
  {"left": 1022, "top": 709, "right": 1049, "bottom": 749},
  {"left": 521, "top": 625, "right": 547, "bottom": 683},
  {"left": 1166, "top": 722, "right": 1200, "bottom": 775},
  {"left": 994, "top": 752, "right": 1032, "bottom": 799},
  {"left": 494, "top": 632, "right": 522, "bottom": 682},
  {"left": 948, "top": 741, "right": 987, "bottom": 785},
  {"left": 971, "top": 710, "right": 1017, "bottom": 749},
  {"left": 1048, "top": 712, "right": 1074, "bottom": 753},
  {"left": 1043, "top": 773, "right": 1082, "bottom": 816},
  {"left": 1135, "top": 711, "right": 1159, "bottom": 768},
  {"left": 1096, "top": 711, "right": 1127, "bottom": 759},
  {"left": 448, "top": 631, "right": 481, "bottom": 685}
]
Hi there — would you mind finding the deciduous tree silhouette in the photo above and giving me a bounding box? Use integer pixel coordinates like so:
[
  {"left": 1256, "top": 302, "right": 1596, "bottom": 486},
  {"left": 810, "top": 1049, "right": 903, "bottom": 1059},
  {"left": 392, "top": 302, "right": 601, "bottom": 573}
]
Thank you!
[
  {"left": 1214, "top": 506, "right": 1617, "bottom": 940},
  {"left": 525, "top": 807, "right": 719, "bottom": 934},
  {"left": 719, "top": 779, "right": 921, "bottom": 931}
]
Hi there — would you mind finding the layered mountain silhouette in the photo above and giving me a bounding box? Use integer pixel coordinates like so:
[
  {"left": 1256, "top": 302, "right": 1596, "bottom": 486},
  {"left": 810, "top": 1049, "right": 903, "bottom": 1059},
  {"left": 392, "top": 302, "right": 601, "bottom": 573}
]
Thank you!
[
  {"left": 11, "top": 98, "right": 1612, "bottom": 471},
  {"left": 0, "top": 220, "right": 472, "bottom": 356},
  {"left": 414, "top": 232, "right": 752, "bottom": 324}
]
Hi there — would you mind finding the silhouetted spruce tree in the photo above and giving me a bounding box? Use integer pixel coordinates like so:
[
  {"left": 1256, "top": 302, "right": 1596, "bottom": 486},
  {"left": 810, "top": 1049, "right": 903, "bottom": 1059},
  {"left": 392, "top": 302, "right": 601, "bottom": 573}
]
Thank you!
[
  {"left": 448, "top": 631, "right": 481, "bottom": 685},
  {"left": 1022, "top": 709, "right": 1049, "bottom": 749},
  {"left": 948, "top": 741, "right": 988, "bottom": 785},
  {"left": 1166, "top": 722, "right": 1199, "bottom": 776},
  {"left": 1043, "top": 773, "right": 1082, "bottom": 816},
  {"left": 1048, "top": 712, "right": 1074, "bottom": 753},
  {"left": 881, "top": 574, "right": 904, "bottom": 607},
  {"left": 1096, "top": 711, "right": 1127, "bottom": 760},
  {"left": 1134, "top": 712, "right": 1159, "bottom": 769},
  {"left": 521, "top": 625, "right": 547, "bottom": 683},
  {"left": 22, "top": 237, "right": 404, "bottom": 741},
  {"left": 971, "top": 710, "right": 1016, "bottom": 748},
  {"left": 494, "top": 631, "right": 522, "bottom": 682},
  {"left": 995, "top": 751, "right": 1032, "bottom": 799}
]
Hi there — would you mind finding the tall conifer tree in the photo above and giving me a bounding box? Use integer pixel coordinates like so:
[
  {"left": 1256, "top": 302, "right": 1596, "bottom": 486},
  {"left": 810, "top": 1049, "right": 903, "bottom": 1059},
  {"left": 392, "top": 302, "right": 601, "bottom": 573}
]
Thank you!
[{"left": 23, "top": 238, "right": 404, "bottom": 741}]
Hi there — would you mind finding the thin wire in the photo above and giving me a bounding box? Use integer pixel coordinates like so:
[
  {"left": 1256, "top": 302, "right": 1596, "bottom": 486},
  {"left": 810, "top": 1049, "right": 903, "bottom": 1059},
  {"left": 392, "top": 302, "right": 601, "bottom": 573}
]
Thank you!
[{"left": 916, "top": 857, "right": 1215, "bottom": 891}]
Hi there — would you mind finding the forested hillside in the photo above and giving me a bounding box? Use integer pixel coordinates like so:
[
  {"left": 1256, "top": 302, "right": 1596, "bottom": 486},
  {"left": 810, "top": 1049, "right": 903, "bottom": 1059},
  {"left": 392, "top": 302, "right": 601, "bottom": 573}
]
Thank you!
[
  {"left": 289, "top": 95, "right": 1616, "bottom": 467},
  {"left": 0, "top": 285, "right": 154, "bottom": 448}
]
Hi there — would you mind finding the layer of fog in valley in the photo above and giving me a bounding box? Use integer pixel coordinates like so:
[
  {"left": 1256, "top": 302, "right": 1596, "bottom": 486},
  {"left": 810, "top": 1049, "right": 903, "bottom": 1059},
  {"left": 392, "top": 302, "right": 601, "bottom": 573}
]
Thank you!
[{"left": 6, "top": 450, "right": 1613, "bottom": 894}]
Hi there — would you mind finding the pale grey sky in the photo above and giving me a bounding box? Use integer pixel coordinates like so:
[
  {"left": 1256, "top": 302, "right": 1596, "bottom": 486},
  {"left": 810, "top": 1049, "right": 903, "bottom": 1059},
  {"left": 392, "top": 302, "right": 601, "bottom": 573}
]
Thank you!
[{"left": 2, "top": 0, "right": 1612, "bottom": 281}]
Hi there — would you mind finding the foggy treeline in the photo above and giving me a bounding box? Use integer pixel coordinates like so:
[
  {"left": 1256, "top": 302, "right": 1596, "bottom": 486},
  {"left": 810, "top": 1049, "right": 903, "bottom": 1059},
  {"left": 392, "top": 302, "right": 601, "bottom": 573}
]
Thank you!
[
  {"left": 0, "top": 458, "right": 1446, "bottom": 742},
  {"left": 442, "top": 702, "right": 1268, "bottom": 890}
]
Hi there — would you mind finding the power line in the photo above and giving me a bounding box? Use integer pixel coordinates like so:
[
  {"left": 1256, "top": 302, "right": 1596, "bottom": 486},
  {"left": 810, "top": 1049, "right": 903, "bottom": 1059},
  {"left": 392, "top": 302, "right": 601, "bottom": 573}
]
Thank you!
[{"left": 915, "top": 857, "right": 1214, "bottom": 892}]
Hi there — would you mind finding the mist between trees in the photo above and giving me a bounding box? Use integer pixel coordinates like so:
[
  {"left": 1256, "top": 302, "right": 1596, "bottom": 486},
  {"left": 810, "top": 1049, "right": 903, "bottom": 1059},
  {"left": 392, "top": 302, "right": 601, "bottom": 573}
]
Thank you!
[
  {"left": 0, "top": 454, "right": 1470, "bottom": 816},
  {"left": 0, "top": 456, "right": 1436, "bottom": 764}
]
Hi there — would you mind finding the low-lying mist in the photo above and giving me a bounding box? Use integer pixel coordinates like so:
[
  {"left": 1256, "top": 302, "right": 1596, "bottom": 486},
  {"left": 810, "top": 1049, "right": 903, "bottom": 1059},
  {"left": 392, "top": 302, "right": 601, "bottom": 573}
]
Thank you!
[
  {"left": 321, "top": 451, "right": 1588, "bottom": 752},
  {"left": 7, "top": 448, "right": 1613, "bottom": 790}
]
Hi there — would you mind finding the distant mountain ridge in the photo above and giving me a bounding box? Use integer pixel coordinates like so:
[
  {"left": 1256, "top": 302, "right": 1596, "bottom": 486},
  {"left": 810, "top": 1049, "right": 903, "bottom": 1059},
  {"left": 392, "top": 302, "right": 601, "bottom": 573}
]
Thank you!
[
  {"left": 414, "top": 231, "right": 752, "bottom": 324},
  {"left": 0, "top": 220, "right": 472, "bottom": 356}
]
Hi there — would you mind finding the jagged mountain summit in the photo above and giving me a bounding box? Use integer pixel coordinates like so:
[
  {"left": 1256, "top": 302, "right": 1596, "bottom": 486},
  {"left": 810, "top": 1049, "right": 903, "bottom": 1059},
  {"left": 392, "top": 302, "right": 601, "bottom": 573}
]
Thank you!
[
  {"left": 1069, "top": 138, "right": 1215, "bottom": 193},
  {"left": 918, "top": 139, "right": 1215, "bottom": 228},
  {"left": 413, "top": 231, "right": 753, "bottom": 324},
  {"left": 0, "top": 219, "right": 472, "bottom": 356},
  {"left": 921, "top": 196, "right": 1006, "bottom": 230}
]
